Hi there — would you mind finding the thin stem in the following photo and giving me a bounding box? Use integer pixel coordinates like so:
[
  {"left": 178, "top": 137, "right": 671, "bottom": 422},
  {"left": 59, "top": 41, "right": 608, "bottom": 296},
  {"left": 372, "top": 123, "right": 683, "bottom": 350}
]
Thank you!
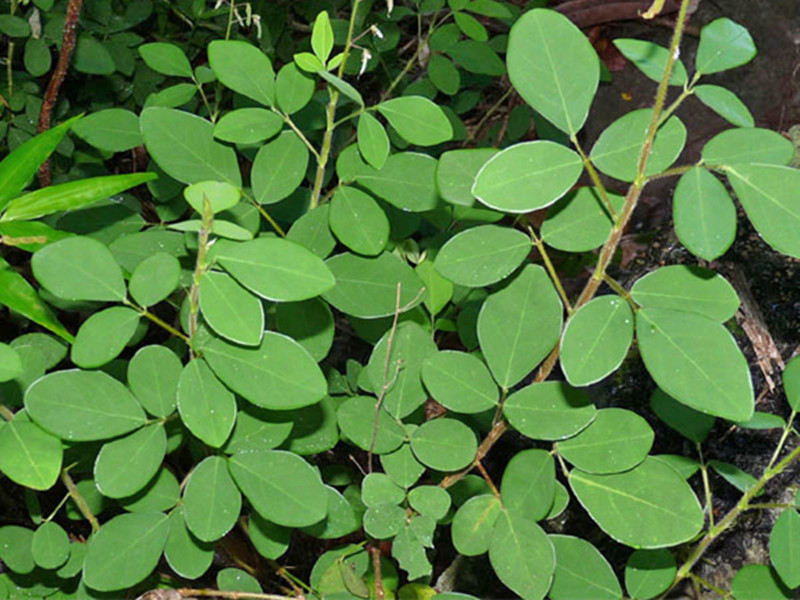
[
  {"left": 61, "top": 469, "right": 100, "bottom": 533},
  {"left": 0, "top": 404, "right": 13, "bottom": 421},
  {"left": 767, "top": 410, "right": 796, "bottom": 470},
  {"left": 242, "top": 192, "right": 287, "bottom": 237},
  {"left": 177, "top": 591, "right": 296, "bottom": 600},
  {"left": 6, "top": 0, "right": 16, "bottom": 96},
  {"left": 697, "top": 442, "right": 714, "bottom": 529},
  {"left": 688, "top": 572, "right": 730, "bottom": 599},
  {"left": 192, "top": 76, "right": 215, "bottom": 121},
  {"left": 310, "top": 88, "right": 338, "bottom": 209},
  {"left": 44, "top": 492, "right": 72, "bottom": 523},
  {"left": 188, "top": 198, "right": 214, "bottom": 357},
  {"left": 645, "top": 163, "right": 696, "bottom": 182},
  {"left": 124, "top": 299, "right": 190, "bottom": 343},
  {"left": 747, "top": 502, "right": 798, "bottom": 511},
  {"left": 530, "top": 229, "right": 573, "bottom": 314},
  {"left": 570, "top": 134, "right": 617, "bottom": 220},
  {"left": 224, "top": 0, "right": 236, "bottom": 39},
  {"left": 602, "top": 274, "right": 637, "bottom": 311},
  {"left": 370, "top": 545, "right": 385, "bottom": 600},
  {"left": 475, "top": 460, "right": 501, "bottom": 497},
  {"left": 380, "top": 9, "right": 440, "bottom": 101},
  {"left": 273, "top": 109, "right": 321, "bottom": 160},
  {"left": 463, "top": 87, "right": 514, "bottom": 146}
]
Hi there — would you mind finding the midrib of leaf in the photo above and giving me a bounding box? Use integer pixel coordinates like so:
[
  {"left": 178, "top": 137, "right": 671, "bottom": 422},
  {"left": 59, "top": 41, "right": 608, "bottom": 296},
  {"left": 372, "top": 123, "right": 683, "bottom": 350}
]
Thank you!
[
  {"left": 154, "top": 117, "right": 236, "bottom": 184},
  {"left": 8, "top": 423, "right": 48, "bottom": 487},
  {"left": 568, "top": 302, "right": 625, "bottom": 377}
]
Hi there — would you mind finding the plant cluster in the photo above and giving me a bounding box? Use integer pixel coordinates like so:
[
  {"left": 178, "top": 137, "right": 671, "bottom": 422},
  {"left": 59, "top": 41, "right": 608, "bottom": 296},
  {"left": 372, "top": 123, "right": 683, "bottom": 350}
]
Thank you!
[{"left": 0, "top": 0, "right": 799, "bottom": 599}]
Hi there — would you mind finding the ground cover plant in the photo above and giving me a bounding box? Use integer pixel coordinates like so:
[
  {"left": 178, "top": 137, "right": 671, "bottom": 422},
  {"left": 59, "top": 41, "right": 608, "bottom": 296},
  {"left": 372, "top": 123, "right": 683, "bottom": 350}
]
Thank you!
[{"left": 0, "top": 0, "right": 799, "bottom": 598}]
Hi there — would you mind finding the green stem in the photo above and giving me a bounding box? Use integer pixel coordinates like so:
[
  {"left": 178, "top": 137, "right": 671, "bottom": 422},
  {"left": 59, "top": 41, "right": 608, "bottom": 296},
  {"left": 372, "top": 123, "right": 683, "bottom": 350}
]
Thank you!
[
  {"left": 570, "top": 134, "right": 617, "bottom": 220},
  {"left": 380, "top": 9, "right": 441, "bottom": 101},
  {"left": 463, "top": 87, "right": 514, "bottom": 146},
  {"left": 7, "top": 0, "right": 17, "bottom": 97},
  {"left": 62, "top": 469, "right": 100, "bottom": 533},
  {"left": 645, "top": 163, "right": 696, "bottom": 181},
  {"left": 125, "top": 299, "right": 190, "bottom": 343},
  {"left": 242, "top": 192, "right": 286, "bottom": 237},
  {"left": 530, "top": 229, "right": 572, "bottom": 314},
  {"left": 688, "top": 572, "right": 730, "bottom": 598},
  {"left": 658, "top": 72, "right": 700, "bottom": 126},
  {"left": 767, "top": 409, "right": 796, "bottom": 470},
  {"left": 602, "top": 274, "right": 638, "bottom": 311},
  {"left": 0, "top": 404, "right": 14, "bottom": 421},
  {"left": 747, "top": 502, "right": 798, "bottom": 510},
  {"left": 274, "top": 109, "right": 321, "bottom": 160},
  {"left": 188, "top": 199, "right": 214, "bottom": 357},
  {"left": 697, "top": 442, "right": 715, "bottom": 529}
]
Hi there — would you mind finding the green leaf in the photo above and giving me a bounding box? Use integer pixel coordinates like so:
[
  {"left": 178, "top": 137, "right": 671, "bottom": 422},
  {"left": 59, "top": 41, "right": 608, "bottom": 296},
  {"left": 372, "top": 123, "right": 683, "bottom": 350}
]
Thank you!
[
  {"left": 416, "top": 260, "right": 453, "bottom": 316},
  {"left": 119, "top": 468, "right": 180, "bottom": 513},
  {"left": 74, "top": 35, "right": 115, "bottom": 75},
  {"left": 435, "top": 148, "right": 497, "bottom": 207},
  {"left": 323, "top": 251, "right": 426, "bottom": 318},
  {"left": 213, "top": 108, "right": 283, "bottom": 145},
  {"left": 694, "top": 85, "right": 754, "bottom": 128},
  {"left": 365, "top": 503, "right": 407, "bottom": 540},
  {"left": 204, "top": 332, "right": 327, "bottom": 410},
  {"left": 784, "top": 355, "right": 800, "bottom": 412},
  {"left": 71, "top": 109, "right": 142, "bottom": 152},
  {"left": 549, "top": 535, "right": 622, "bottom": 600},
  {"left": 228, "top": 449, "right": 328, "bottom": 527},
  {"left": 472, "top": 141, "right": 582, "bottom": 213},
  {"left": 560, "top": 295, "right": 633, "bottom": 386},
  {"left": 0, "top": 420, "right": 62, "bottom": 490},
  {"left": 422, "top": 351, "right": 498, "bottom": 414},
  {"left": 0, "top": 116, "right": 79, "bottom": 213},
  {"left": 2, "top": 172, "right": 156, "bottom": 222},
  {"left": 0, "top": 14, "right": 30, "bottom": 36},
  {"left": 652, "top": 454, "right": 700, "bottom": 480},
  {"left": 0, "top": 220, "right": 73, "bottom": 253},
  {"left": 31, "top": 236, "right": 125, "bottom": 302},
  {"left": 10, "top": 333, "right": 66, "bottom": 372},
  {"left": 614, "top": 39, "right": 687, "bottom": 86},
  {"left": 709, "top": 459, "right": 758, "bottom": 494},
  {"left": 507, "top": 8, "right": 598, "bottom": 134},
  {"left": 434, "top": 225, "right": 530, "bottom": 287},
  {"left": 411, "top": 418, "right": 477, "bottom": 472},
  {"left": 489, "top": 509, "right": 555, "bottom": 600},
  {"left": 25, "top": 369, "right": 146, "bottom": 441},
  {"left": 478, "top": 265, "right": 563, "bottom": 388},
  {"left": 129, "top": 252, "right": 180, "bottom": 307},
  {"left": 376, "top": 97, "right": 453, "bottom": 146},
  {"left": 311, "top": 11, "right": 334, "bottom": 63},
  {"left": 140, "top": 107, "right": 242, "bottom": 186},
  {"left": 249, "top": 514, "right": 291, "bottom": 560},
  {"left": 94, "top": 423, "right": 166, "bottom": 498},
  {"left": 275, "top": 299, "right": 334, "bottom": 362},
  {"left": 177, "top": 359, "right": 237, "bottom": 448},
  {"left": 381, "top": 443, "right": 425, "bottom": 489},
  {"left": 730, "top": 565, "right": 792, "bottom": 600},
  {"left": 447, "top": 40, "right": 505, "bottom": 76},
  {"left": 590, "top": 110, "right": 686, "bottom": 182},
  {"left": 183, "top": 456, "right": 242, "bottom": 542},
  {"left": 408, "top": 486, "right": 451, "bottom": 521},
  {"left": 218, "top": 568, "right": 262, "bottom": 594},
  {"left": 366, "top": 322, "right": 438, "bottom": 418},
  {"left": 546, "top": 481, "right": 570, "bottom": 520},
  {"left": 164, "top": 508, "right": 214, "bottom": 579},
  {"left": 357, "top": 113, "right": 390, "bottom": 171},
  {"left": 362, "top": 473, "right": 405, "bottom": 507},
  {"left": 540, "top": 187, "right": 625, "bottom": 252},
  {"left": 216, "top": 237, "right": 334, "bottom": 302},
  {"left": 504, "top": 381, "right": 596, "bottom": 441},
  {"left": 501, "top": 449, "right": 554, "bottom": 521},
  {"left": 24, "top": 37, "right": 51, "bottom": 76},
  {"left": 625, "top": 549, "right": 676, "bottom": 600},
  {"left": 0, "top": 526, "right": 34, "bottom": 574},
  {"left": 637, "top": 307, "right": 754, "bottom": 421},
  {"left": 0, "top": 343, "right": 22, "bottom": 383},
  {"left": 631, "top": 265, "right": 739, "bottom": 321},
  {"left": 329, "top": 187, "right": 389, "bottom": 256},
  {"left": 0, "top": 261, "right": 72, "bottom": 341},
  {"left": 252, "top": 131, "right": 309, "bottom": 205},
  {"left": 71, "top": 306, "right": 140, "bottom": 368},
  {"left": 282, "top": 396, "right": 339, "bottom": 456},
  {"left": 83, "top": 512, "right": 169, "bottom": 592},
  {"left": 695, "top": 17, "right": 756, "bottom": 75},
  {"left": 276, "top": 63, "right": 315, "bottom": 115},
  {"left": 672, "top": 167, "right": 736, "bottom": 261},
  {"left": 735, "top": 411, "right": 785, "bottom": 430},
  {"left": 337, "top": 395, "right": 406, "bottom": 454},
  {"left": 144, "top": 82, "right": 197, "bottom": 108},
  {"left": 31, "top": 522, "right": 69, "bottom": 570},
  {"left": 127, "top": 345, "right": 181, "bottom": 417},
  {"left": 769, "top": 509, "right": 800, "bottom": 589},
  {"left": 650, "top": 388, "right": 715, "bottom": 443},
  {"left": 184, "top": 180, "right": 240, "bottom": 214},
  {"left": 208, "top": 40, "right": 276, "bottom": 106},
  {"left": 725, "top": 163, "right": 800, "bottom": 258},
  {"left": 138, "top": 42, "right": 193, "bottom": 78},
  {"left": 393, "top": 517, "right": 435, "bottom": 578},
  {"left": 428, "top": 53, "right": 461, "bottom": 95},
  {"left": 703, "top": 128, "right": 794, "bottom": 166},
  {"left": 451, "top": 494, "right": 502, "bottom": 556},
  {"left": 200, "top": 271, "right": 264, "bottom": 346},
  {"left": 569, "top": 457, "right": 704, "bottom": 548},
  {"left": 357, "top": 152, "right": 439, "bottom": 212},
  {"left": 294, "top": 51, "right": 325, "bottom": 73},
  {"left": 223, "top": 404, "right": 293, "bottom": 454},
  {"left": 318, "top": 70, "right": 365, "bottom": 107},
  {"left": 287, "top": 204, "right": 336, "bottom": 258},
  {"left": 558, "top": 408, "right": 653, "bottom": 474}
]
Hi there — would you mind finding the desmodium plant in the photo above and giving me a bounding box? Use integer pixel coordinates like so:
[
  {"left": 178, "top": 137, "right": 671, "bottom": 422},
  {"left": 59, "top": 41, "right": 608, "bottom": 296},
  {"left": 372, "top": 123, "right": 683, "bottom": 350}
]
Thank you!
[{"left": 0, "top": 0, "right": 799, "bottom": 599}]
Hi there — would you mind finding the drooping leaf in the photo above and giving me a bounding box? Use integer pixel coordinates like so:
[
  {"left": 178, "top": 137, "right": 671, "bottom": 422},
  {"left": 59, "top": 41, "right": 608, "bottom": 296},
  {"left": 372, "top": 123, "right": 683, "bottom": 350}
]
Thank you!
[
  {"left": 672, "top": 167, "right": 736, "bottom": 261},
  {"left": 376, "top": 97, "right": 453, "bottom": 146},
  {"left": 318, "top": 70, "right": 364, "bottom": 106},
  {"left": 702, "top": 128, "right": 794, "bottom": 166},
  {"left": 276, "top": 63, "right": 315, "bottom": 115},
  {"left": 506, "top": 8, "right": 599, "bottom": 135},
  {"left": 228, "top": 449, "right": 328, "bottom": 527},
  {"left": 204, "top": 332, "right": 327, "bottom": 410},
  {"left": 71, "top": 306, "right": 140, "bottom": 368},
  {"left": 0, "top": 343, "right": 22, "bottom": 383},
  {"left": 127, "top": 345, "right": 181, "bottom": 418},
  {"left": 287, "top": 204, "right": 337, "bottom": 258},
  {"left": 129, "top": 251, "right": 180, "bottom": 307},
  {"left": 784, "top": 355, "right": 800, "bottom": 412},
  {"left": 177, "top": 359, "right": 237, "bottom": 448},
  {"left": 725, "top": 164, "right": 800, "bottom": 258},
  {"left": 630, "top": 265, "right": 739, "bottom": 321},
  {"left": 83, "top": 512, "right": 170, "bottom": 592},
  {"left": 183, "top": 456, "right": 242, "bottom": 542},
  {"left": 708, "top": 459, "right": 758, "bottom": 494},
  {"left": 120, "top": 468, "right": 180, "bottom": 513},
  {"left": 504, "top": 381, "right": 596, "bottom": 441},
  {"left": 614, "top": 39, "right": 687, "bottom": 86},
  {"left": 569, "top": 457, "right": 704, "bottom": 548},
  {"left": 25, "top": 369, "right": 146, "bottom": 441},
  {"left": 549, "top": 535, "right": 622, "bottom": 600},
  {"left": 416, "top": 260, "right": 454, "bottom": 317},
  {"left": 560, "top": 295, "right": 633, "bottom": 386},
  {"left": 695, "top": 17, "right": 756, "bottom": 75},
  {"left": 140, "top": 107, "right": 242, "bottom": 186},
  {"left": 208, "top": 40, "right": 276, "bottom": 106},
  {"left": 381, "top": 443, "right": 426, "bottom": 489},
  {"left": 472, "top": 141, "right": 582, "bottom": 213},
  {"left": 94, "top": 423, "right": 166, "bottom": 498},
  {"left": 478, "top": 265, "right": 563, "bottom": 388},
  {"left": 249, "top": 514, "right": 291, "bottom": 560},
  {"left": 636, "top": 307, "right": 754, "bottom": 422},
  {"left": 558, "top": 408, "right": 653, "bottom": 474},
  {"left": 275, "top": 299, "right": 334, "bottom": 362},
  {"left": 434, "top": 225, "right": 530, "bottom": 287},
  {"left": 215, "top": 237, "right": 334, "bottom": 302},
  {"left": 0, "top": 420, "right": 62, "bottom": 491},
  {"left": 422, "top": 351, "right": 498, "bottom": 414}
]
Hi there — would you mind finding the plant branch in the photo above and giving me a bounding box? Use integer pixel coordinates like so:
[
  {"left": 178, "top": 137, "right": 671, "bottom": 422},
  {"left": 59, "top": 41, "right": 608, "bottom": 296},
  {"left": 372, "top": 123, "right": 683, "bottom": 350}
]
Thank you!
[
  {"left": 696, "top": 442, "right": 715, "bottom": 529},
  {"left": 61, "top": 469, "right": 100, "bottom": 533},
  {"left": 188, "top": 198, "right": 214, "bottom": 358},
  {"left": 570, "top": 134, "right": 617, "bottom": 220},
  {"left": 0, "top": 404, "right": 14, "bottom": 421},
  {"left": 530, "top": 228, "right": 573, "bottom": 314}
]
